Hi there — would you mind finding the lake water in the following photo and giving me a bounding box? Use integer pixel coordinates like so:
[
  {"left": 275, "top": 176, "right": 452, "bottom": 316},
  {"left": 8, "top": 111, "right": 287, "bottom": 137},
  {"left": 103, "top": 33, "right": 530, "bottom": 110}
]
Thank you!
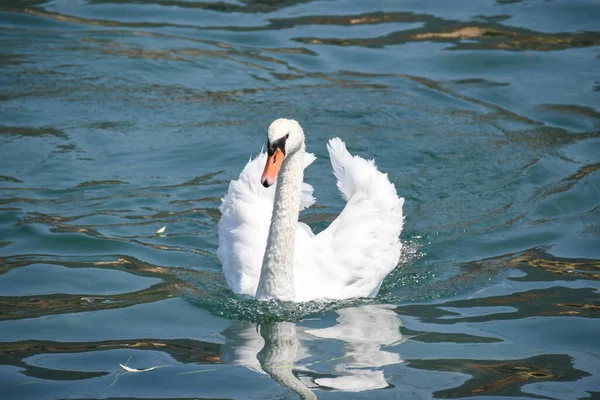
[{"left": 1, "top": 0, "right": 599, "bottom": 399}]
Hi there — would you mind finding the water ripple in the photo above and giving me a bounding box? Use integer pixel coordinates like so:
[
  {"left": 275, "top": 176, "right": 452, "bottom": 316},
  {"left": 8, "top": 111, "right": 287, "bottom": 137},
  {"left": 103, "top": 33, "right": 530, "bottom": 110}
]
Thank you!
[{"left": 1, "top": 0, "right": 599, "bottom": 398}]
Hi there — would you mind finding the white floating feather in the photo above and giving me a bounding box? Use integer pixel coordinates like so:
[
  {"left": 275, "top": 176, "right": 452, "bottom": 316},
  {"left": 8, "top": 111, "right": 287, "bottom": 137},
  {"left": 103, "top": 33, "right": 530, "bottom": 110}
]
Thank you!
[{"left": 119, "top": 364, "right": 157, "bottom": 373}]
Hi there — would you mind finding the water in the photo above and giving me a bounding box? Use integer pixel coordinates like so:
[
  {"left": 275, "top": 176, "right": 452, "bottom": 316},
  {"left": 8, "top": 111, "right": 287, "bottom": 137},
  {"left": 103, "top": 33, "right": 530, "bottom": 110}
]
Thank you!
[{"left": 1, "top": 0, "right": 599, "bottom": 398}]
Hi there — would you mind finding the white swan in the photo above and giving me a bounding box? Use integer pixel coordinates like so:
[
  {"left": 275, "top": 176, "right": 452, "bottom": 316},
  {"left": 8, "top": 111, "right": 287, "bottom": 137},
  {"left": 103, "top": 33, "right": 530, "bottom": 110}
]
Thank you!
[{"left": 217, "top": 118, "right": 404, "bottom": 302}]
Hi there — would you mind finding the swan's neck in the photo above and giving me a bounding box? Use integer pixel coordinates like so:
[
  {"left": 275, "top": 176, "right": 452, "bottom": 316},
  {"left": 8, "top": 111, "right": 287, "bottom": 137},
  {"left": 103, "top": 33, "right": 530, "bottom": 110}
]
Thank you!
[{"left": 256, "top": 147, "right": 304, "bottom": 301}]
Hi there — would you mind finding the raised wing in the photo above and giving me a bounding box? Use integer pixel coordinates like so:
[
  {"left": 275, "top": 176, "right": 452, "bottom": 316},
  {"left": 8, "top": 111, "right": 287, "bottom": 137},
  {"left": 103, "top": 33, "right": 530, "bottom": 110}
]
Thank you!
[{"left": 296, "top": 138, "right": 404, "bottom": 301}]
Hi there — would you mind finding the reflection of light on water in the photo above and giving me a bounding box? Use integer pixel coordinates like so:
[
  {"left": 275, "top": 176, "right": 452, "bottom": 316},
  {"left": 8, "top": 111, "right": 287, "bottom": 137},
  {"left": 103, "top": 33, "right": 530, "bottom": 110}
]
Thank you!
[
  {"left": 220, "top": 320, "right": 264, "bottom": 374},
  {"left": 259, "top": 322, "right": 317, "bottom": 400},
  {"left": 306, "top": 304, "right": 403, "bottom": 392},
  {"left": 399, "top": 237, "right": 424, "bottom": 265},
  {"left": 220, "top": 304, "right": 404, "bottom": 398}
]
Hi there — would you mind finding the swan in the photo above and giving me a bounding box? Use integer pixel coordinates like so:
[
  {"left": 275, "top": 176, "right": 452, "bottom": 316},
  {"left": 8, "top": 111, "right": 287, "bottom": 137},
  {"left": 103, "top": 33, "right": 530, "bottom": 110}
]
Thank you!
[{"left": 217, "top": 118, "right": 404, "bottom": 302}]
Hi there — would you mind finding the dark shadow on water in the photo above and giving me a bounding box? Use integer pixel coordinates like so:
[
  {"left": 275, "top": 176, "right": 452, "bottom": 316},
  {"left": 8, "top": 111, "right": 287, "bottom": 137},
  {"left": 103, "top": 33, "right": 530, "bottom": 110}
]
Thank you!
[
  {"left": 408, "top": 354, "right": 590, "bottom": 398},
  {"left": 86, "top": 0, "right": 315, "bottom": 14},
  {"left": 395, "top": 286, "right": 600, "bottom": 325},
  {"left": 0, "top": 126, "right": 67, "bottom": 139}
]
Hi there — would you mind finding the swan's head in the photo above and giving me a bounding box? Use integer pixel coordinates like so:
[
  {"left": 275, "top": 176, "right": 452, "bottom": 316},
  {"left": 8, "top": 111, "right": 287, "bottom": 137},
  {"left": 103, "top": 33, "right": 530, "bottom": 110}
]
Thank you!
[{"left": 261, "top": 118, "right": 305, "bottom": 187}]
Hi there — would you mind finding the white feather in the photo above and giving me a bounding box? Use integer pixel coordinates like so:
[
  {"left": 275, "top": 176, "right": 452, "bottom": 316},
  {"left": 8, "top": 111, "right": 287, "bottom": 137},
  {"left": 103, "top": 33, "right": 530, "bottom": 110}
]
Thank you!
[{"left": 119, "top": 364, "right": 157, "bottom": 372}]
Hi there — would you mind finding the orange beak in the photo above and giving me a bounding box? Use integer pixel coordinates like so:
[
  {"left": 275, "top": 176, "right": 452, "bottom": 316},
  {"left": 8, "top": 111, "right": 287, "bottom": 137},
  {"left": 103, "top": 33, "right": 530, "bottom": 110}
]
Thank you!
[{"left": 261, "top": 148, "right": 284, "bottom": 187}]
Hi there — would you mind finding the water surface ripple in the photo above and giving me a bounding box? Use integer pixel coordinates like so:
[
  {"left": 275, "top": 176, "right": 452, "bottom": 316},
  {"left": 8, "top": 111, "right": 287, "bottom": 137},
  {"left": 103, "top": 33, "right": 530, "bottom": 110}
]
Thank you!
[{"left": 1, "top": 0, "right": 599, "bottom": 399}]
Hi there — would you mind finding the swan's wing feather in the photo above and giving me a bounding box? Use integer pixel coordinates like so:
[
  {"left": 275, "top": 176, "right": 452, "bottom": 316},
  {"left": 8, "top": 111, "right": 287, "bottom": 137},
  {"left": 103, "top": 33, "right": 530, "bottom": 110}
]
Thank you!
[
  {"left": 327, "top": 137, "right": 354, "bottom": 201},
  {"left": 218, "top": 153, "right": 272, "bottom": 295},
  {"left": 217, "top": 152, "right": 316, "bottom": 296},
  {"left": 299, "top": 152, "right": 317, "bottom": 211},
  {"left": 305, "top": 138, "right": 404, "bottom": 299}
]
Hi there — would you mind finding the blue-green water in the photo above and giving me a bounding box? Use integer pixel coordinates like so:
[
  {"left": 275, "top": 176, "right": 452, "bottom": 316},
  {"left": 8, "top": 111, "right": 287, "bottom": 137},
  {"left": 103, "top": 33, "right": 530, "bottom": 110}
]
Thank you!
[{"left": 1, "top": 0, "right": 599, "bottom": 398}]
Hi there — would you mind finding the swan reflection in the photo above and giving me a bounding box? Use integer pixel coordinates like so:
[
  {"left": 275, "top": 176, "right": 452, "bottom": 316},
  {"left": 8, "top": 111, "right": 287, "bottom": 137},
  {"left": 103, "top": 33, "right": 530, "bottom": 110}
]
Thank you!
[{"left": 221, "top": 304, "right": 404, "bottom": 399}]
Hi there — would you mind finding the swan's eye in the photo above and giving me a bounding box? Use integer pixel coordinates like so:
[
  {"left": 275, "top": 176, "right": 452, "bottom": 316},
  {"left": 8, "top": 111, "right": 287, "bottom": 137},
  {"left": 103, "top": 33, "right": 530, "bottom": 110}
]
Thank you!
[
  {"left": 268, "top": 137, "right": 286, "bottom": 156},
  {"left": 285, "top": 133, "right": 290, "bottom": 139}
]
